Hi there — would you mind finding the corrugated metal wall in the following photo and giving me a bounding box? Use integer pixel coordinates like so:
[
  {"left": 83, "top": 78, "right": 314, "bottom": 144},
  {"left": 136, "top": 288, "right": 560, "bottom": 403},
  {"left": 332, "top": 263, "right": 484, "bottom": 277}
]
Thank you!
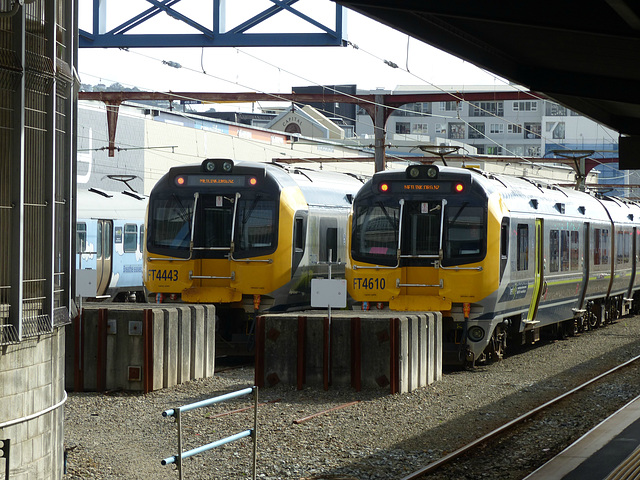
[{"left": 0, "top": 0, "right": 75, "bottom": 344}]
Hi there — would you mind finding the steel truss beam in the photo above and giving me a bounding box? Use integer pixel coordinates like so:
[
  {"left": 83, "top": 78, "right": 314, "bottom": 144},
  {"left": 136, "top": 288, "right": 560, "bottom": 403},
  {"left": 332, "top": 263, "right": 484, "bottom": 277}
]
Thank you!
[{"left": 80, "top": 0, "right": 346, "bottom": 48}]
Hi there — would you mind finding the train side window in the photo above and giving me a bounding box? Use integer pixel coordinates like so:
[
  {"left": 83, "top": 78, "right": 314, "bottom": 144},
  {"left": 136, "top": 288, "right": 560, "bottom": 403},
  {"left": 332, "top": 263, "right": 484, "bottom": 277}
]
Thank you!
[
  {"left": 594, "top": 228, "right": 601, "bottom": 265},
  {"left": 124, "top": 224, "right": 138, "bottom": 252},
  {"left": 140, "top": 225, "right": 144, "bottom": 253},
  {"left": 560, "top": 230, "right": 570, "bottom": 271},
  {"left": 549, "top": 229, "right": 559, "bottom": 272},
  {"left": 570, "top": 231, "right": 579, "bottom": 270},
  {"left": 294, "top": 218, "right": 304, "bottom": 252},
  {"left": 516, "top": 224, "right": 528, "bottom": 271},
  {"left": 624, "top": 231, "right": 631, "bottom": 263},
  {"left": 602, "top": 229, "right": 610, "bottom": 264},
  {"left": 617, "top": 232, "right": 624, "bottom": 264},
  {"left": 76, "top": 222, "right": 86, "bottom": 253}
]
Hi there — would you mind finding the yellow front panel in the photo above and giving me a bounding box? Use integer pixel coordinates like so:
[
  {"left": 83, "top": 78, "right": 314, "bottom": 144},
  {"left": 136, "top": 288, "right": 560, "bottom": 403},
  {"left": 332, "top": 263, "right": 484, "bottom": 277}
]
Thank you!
[{"left": 144, "top": 257, "right": 194, "bottom": 294}]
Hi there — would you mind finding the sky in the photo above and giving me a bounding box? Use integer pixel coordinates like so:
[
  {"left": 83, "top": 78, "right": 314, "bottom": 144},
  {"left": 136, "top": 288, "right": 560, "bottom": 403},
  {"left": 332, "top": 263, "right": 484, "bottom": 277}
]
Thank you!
[{"left": 77, "top": 0, "right": 510, "bottom": 101}]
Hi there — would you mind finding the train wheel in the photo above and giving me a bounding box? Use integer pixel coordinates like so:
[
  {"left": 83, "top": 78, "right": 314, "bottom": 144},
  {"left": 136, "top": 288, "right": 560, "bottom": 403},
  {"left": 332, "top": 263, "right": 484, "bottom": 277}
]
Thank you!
[{"left": 487, "top": 326, "right": 507, "bottom": 362}]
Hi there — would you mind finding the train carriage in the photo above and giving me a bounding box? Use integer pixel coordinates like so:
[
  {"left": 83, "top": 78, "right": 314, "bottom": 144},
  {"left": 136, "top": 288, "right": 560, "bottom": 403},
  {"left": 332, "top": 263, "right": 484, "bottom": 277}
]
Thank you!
[
  {"left": 347, "top": 164, "right": 640, "bottom": 366},
  {"left": 76, "top": 188, "right": 148, "bottom": 301},
  {"left": 144, "top": 159, "right": 364, "bottom": 351}
]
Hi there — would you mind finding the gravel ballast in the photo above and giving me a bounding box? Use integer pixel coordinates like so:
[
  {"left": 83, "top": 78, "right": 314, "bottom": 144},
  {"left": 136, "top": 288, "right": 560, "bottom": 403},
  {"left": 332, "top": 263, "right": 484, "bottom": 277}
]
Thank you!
[{"left": 63, "top": 317, "right": 640, "bottom": 479}]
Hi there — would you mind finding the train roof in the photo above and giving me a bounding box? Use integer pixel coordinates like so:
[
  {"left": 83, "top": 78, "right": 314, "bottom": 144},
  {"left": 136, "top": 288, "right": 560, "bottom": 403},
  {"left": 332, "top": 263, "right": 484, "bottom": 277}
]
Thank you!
[
  {"left": 77, "top": 188, "right": 148, "bottom": 221},
  {"left": 367, "top": 165, "right": 640, "bottom": 223}
]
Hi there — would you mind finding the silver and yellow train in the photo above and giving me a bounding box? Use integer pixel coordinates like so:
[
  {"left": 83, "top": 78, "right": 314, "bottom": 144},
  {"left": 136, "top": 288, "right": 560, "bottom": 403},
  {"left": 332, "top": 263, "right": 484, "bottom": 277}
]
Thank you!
[
  {"left": 347, "top": 164, "right": 640, "bottom": 365},
  {"left": 143, "top": 158, "right": 364, "bottom": 350}
]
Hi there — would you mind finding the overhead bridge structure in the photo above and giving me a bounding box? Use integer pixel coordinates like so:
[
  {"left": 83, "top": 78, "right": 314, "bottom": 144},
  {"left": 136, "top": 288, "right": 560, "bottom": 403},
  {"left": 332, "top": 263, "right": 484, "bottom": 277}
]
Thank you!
[{"left": 335, "top": 0, "right": 640, "bottom": 168}]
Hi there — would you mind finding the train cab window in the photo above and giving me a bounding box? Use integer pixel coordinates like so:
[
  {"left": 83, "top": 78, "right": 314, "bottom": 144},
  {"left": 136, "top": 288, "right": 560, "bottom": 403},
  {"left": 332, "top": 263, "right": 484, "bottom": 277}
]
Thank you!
[
  {"left": 124, "top": 224, "right": 138, "bottom": 252},
  {"left": 549, "top": 230, "right": 559, "bottom": 272},
  {"left": 76, "top": 222, "right": 86, "bottom": 253},
  {"left": 570, "top": 231, "right": 579, "bottom": 270},
  {"left": 444, "top": 205, "right": 485, "bottom": 262},
  {"left": 517, "top": 224, "right": 529, "bottom": 271},
  {"left": 235, "top": 195, "right": 276, "bottom": 253},
  {"left": 352, "top": 203, "right": 399, "bottom": 266},
  {"left": 148, "top": 194, "right": 194, "bottom": 254},
  {"left": 560, "top": 230, "right": 570, "bottom": 271},
  {"left": 404, "top": 201, "right": 441, "bottom": 257}
]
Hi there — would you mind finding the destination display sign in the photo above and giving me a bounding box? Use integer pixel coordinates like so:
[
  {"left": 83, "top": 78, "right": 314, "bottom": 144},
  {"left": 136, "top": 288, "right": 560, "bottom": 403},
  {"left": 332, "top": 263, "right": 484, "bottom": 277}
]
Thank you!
[
  {"left": 176, "top": 175, "right": 247, "bottom": 187},
  {"left": 390, "top": 181, "right": 454, "bottom": 193}
]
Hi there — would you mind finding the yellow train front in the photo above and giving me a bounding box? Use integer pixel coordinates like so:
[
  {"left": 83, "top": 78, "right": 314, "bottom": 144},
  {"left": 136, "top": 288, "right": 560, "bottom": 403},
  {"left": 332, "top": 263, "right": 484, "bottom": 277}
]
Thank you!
[
  {"left": 144, "top": 158, "right": 362, "bottom": 351},
  {"left": 347, "top": 164, "right": 505, "bottom": 365}
]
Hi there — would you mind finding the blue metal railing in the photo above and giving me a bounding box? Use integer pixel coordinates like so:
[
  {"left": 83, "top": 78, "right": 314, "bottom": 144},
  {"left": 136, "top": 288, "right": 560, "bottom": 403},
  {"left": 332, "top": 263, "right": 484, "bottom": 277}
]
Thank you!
[{"left": 161, "top": 386, "right": 258, "bottom": 480}]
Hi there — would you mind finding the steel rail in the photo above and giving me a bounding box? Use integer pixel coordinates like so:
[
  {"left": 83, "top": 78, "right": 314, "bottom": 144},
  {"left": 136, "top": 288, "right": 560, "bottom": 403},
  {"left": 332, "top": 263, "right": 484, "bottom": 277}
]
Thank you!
[{"left": 401, "top": 352, "right": 640, "bottom": 480}]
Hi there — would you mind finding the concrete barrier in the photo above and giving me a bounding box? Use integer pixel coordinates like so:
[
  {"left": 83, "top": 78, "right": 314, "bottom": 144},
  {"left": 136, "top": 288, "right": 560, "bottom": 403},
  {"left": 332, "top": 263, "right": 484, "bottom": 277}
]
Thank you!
[
  {"left": 255, "top": 311, "right": 442, "bottom": 394},
  {"left": 65, "top": 304, "right": 216, "bottom": 392}
]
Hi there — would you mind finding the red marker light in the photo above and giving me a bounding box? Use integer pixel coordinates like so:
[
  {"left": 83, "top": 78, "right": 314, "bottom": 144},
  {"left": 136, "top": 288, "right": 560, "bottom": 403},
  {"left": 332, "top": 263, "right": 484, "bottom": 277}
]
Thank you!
[
  {"left": 176, "top": 176, "right": 185, "bottom": 186},
  {"left": 380, "top": 183, "right": 389, "bottom": 192},
  {"left": 249, "top": 177, "right": 257, "bottom": 186},
  {"left": 455, "top": 183, "right": 464, "bottom": 192}
]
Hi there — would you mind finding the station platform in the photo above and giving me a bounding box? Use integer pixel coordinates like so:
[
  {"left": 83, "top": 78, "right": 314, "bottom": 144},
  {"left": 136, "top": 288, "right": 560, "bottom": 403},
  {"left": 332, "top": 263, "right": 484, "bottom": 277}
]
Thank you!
[{"left": 524, "top": 394, "right": 640, "bottom": 480}]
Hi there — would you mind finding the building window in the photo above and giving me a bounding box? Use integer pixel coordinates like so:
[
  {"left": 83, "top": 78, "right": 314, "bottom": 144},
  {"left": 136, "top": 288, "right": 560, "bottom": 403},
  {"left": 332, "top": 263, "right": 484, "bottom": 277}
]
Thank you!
[
  {"left": 545, "top": 102, "right": 567, "bottom": 116},
  {"left": 411, "top": 102, "right": 431, "bottom": 114},
  {"left": 486, "top": 145, "right": 502, "bottom": 155},
  {"left": 507, "top": 145, "right": 525, "bottom": 156},
  {"left": 412, "top": 123, "right": 428, "bottom": 134},
  {"left": 508, "top": 124, "right": 522, "bottom": 134},
  {"left": 435, "top": 124, "right": 447, "bottom": 135},
  {"left": 524, "top": 123, "right": 541, "bottom": 139},
  {"left": 396, "top": 122, "right": 410, "bottom": 134},
  {"left": 546, "top": 121, "right": 565, "bottom": 139},
  {"left": 475, "top": 145, "right": 485, "bottom": 154},
  {"left": 124, "top": 224, "right": 138, "bottom": 252},
  {"left": 448, "top": 123, "right": 466, "bottom": 139},
  {"left": 489, "top": 124, "right": 504, "bottom": 134},
  {"left": 469, "top": 101, "right": 504, "bottom": 117},
  {"left": 526, "top": 145, "right": 541, "bottom": 156},
  {"left": 440, "top": 101, "right": 459, "bottom": 111},
  {"left": 468, "top": 123, "right": 485, "bottom": 139},
  {"left": 513, "top": 101, "right": 538, "bottom": 112}
]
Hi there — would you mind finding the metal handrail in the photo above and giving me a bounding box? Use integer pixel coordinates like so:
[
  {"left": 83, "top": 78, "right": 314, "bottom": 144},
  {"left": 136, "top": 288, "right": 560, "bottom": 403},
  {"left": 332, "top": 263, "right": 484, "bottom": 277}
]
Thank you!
[{"left": 161, "top": 386, "right": 258, "bottom": 480}]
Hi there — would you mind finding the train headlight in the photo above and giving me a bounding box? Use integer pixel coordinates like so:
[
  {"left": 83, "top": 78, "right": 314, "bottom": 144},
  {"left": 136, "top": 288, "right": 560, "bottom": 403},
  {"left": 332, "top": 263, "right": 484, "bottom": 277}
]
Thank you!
[
  {"left": 249, "top": 177, "right": 257, "bottom": 186},
  {"left": 455, "top": 183, "right": 464, "bottom": 192},
  {"left": 379, "top": 183, "right": 389, "bottom": 192},
  {"left": 201, "top": 158, "right": 234, "bottom": 173},
  {"left": 426, "top": 166, "right": 438, "bottom": 178},
  {"left": 467, "top": 326, "right": 485, "bottom": 342},
  {"left": 408, "top": 166, "right": 420, "bottom": 178}
]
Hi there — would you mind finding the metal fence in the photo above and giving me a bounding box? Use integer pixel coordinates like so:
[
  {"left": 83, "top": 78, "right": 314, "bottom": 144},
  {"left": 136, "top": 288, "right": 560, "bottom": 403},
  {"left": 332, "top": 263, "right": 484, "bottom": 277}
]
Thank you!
[{"left": 161, "top": 386, "right": 258, "bottom": 480}]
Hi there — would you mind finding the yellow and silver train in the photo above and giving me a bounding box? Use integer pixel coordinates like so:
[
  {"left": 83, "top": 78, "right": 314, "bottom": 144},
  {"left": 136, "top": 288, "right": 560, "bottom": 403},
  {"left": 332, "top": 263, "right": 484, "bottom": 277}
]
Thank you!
[
  {"left": 347, "top": 164, "right": 640, "bottom": 365},
  {"left": 144, "top": 158, "right": 364, "bottom": 350}
]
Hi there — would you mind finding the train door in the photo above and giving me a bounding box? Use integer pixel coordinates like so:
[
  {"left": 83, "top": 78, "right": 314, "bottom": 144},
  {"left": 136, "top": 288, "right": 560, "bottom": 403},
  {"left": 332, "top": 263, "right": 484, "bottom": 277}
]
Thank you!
[
  {"left": 96, "top": 219, "right": 113, "bottom": 296},
  {"left": 577, "top": 222, "right": 590, "bottom": 309},
  {"left": 527, "top": 218, "right": 544, "bottom": 321},
  {"left": 628, "top": 226, "right": 637, "bottom": 298}
]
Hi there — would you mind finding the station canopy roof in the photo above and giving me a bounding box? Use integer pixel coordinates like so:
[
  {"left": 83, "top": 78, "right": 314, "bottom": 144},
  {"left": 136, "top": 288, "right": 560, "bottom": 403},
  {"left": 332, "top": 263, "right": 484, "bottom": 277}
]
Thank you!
[{"left": 337, "top": 1, "right": 640, "bottom": 161}]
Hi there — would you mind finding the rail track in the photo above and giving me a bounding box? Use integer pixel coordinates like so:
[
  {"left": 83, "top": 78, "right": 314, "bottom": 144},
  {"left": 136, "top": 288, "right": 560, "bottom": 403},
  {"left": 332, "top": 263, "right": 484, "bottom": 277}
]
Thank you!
[{"left": 402, "top": 352, "right": 640, "bottom": 479}]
